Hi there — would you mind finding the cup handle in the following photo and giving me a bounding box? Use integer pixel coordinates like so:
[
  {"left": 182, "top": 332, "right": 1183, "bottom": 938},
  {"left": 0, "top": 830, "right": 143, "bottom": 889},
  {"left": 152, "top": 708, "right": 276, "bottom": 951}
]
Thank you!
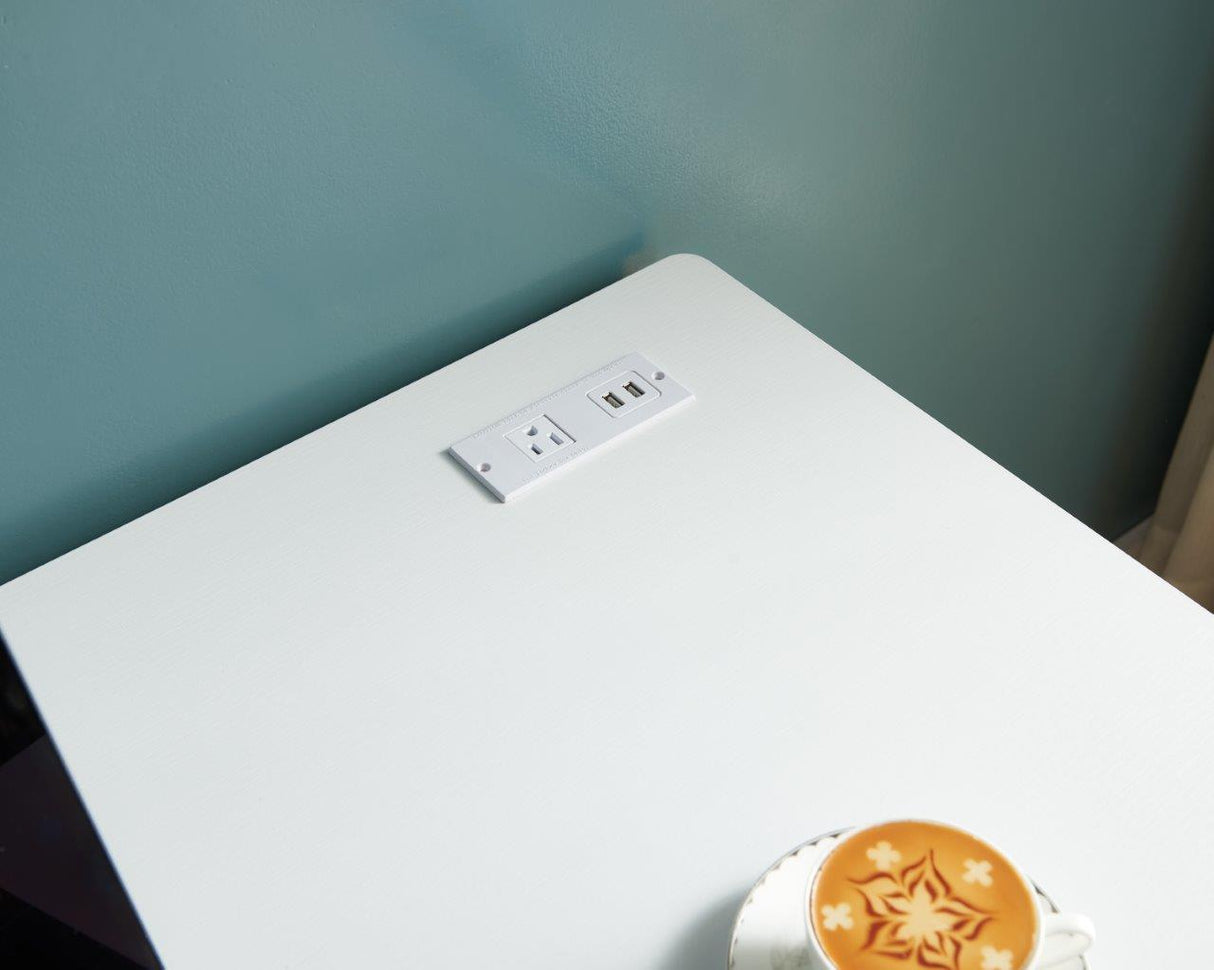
[{"left": 1036, "top": 912, "right": 1095, "bottom": 968}]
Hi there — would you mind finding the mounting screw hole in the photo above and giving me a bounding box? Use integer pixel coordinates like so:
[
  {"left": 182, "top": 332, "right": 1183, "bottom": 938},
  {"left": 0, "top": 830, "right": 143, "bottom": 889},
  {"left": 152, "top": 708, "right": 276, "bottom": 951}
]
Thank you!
[
  {"left": 652, "top": 371, "right": 666, "bottom": 381},
  {"left": 478, "top": 462, "right": 491, "bottom": 473}
]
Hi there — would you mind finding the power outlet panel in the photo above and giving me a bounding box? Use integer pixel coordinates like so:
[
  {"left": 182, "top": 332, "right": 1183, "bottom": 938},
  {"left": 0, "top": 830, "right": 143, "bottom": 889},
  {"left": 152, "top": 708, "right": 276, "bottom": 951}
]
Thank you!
[{"left": 448, "top": 352, "right": 693, "bottom": 501}]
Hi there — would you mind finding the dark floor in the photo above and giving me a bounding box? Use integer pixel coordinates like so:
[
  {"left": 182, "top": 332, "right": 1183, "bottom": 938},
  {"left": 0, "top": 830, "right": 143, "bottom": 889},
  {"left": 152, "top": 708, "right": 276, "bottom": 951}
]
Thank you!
[
  {"left": 0, "top": 637, "right": 159, "bottom": 968},
  {"left": 0, "top": 890, "right": 148, "bottom": 969},
  {"left": 0, "top": 637, "right": 44, "bottom": 765}
]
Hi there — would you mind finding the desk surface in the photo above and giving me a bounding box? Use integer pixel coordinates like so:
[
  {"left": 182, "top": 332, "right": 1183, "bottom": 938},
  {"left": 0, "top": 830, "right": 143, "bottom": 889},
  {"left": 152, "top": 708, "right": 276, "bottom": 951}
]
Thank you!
[{"left": 1, "top": 255, "right": 1210, "bottom": 968}]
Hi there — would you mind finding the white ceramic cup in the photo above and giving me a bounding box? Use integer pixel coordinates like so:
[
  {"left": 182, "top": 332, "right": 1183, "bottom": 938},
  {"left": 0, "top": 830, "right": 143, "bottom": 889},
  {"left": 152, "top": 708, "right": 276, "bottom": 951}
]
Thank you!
[{"left": 803, "top": 820, "right": 1094, "bottom": 970}]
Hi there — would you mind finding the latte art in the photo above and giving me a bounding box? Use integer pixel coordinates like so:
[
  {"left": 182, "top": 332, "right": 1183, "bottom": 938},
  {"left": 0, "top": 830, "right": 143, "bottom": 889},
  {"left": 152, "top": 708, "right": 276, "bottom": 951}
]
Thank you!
[{"left": 809, "top": 821, "right": 1039, "bottom": 970}]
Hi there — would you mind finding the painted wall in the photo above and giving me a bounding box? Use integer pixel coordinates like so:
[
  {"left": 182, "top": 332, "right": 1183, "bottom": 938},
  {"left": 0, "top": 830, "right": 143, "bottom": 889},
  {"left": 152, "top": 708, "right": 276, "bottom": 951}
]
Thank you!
[{"left": 4, "top": 1, "right": 1214, "bottom": 584}]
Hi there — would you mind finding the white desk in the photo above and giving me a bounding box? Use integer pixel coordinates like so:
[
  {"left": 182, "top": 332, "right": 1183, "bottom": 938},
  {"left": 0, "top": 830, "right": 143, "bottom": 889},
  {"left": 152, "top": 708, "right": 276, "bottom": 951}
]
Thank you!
[{"left": 1, "top": 255, "right": 1210, "bottom": 968}]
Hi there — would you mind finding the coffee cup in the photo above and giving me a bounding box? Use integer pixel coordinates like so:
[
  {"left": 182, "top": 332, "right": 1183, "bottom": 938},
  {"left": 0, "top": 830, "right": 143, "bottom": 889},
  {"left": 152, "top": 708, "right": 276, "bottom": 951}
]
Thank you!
[{"left": 804, "top": 820, "right": 1093, "bottom": 970}]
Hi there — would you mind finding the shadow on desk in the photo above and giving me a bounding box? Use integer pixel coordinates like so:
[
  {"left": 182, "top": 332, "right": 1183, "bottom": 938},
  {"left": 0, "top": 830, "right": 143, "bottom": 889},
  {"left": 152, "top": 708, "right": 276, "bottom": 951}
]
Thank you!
[{"left": 659, "top": 891, "right": 748, "bottom": 970}]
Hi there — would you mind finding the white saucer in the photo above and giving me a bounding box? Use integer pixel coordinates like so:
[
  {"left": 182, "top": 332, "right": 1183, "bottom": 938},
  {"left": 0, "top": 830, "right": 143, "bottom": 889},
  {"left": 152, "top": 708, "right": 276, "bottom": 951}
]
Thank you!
[{"left": 729, "top": 832, "right": 1090, "bottom": 970}]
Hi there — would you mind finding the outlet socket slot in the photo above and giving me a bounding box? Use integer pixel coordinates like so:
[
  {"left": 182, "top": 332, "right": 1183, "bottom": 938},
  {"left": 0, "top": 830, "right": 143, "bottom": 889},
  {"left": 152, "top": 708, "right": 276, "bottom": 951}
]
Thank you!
[{"left": 505, "top": 416, "right": 574, "bottom": 462}]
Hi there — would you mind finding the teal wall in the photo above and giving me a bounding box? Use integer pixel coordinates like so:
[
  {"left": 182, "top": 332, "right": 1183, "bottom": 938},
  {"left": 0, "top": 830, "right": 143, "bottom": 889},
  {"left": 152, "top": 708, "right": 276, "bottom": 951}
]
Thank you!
[{"left": 4, "top": 2, "right": 1214, "bottom": 584}]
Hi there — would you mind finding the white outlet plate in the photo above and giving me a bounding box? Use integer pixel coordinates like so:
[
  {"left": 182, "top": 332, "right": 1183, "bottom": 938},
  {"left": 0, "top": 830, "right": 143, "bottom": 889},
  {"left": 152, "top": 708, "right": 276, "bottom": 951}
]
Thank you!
[{"left": 448, "top": 352, "right": 693, "bottom": 501}]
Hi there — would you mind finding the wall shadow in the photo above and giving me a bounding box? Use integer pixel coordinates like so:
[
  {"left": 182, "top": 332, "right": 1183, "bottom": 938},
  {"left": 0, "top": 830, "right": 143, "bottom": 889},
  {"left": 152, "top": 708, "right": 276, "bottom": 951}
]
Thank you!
[{"left": 1089, "top": 86, "right": 1214, "bottom": 538}]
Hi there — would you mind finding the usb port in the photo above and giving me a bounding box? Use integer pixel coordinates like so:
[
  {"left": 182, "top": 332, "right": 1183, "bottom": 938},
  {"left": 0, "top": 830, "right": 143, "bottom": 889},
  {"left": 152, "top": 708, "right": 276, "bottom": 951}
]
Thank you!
[{"left": 588, "top": 371, "right": 659, "bottom": 417}]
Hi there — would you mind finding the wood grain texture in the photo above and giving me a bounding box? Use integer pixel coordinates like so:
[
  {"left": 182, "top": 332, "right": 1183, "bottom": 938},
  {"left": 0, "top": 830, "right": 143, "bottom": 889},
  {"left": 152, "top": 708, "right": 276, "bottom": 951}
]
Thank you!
[{"left": 1, "top": 255, "right": 1211, "bottom": 968}]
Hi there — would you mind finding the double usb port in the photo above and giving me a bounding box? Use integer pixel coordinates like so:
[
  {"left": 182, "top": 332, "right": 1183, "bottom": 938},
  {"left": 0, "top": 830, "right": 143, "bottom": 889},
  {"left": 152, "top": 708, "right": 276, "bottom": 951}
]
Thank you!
[
  {"left": 589, "top": 372, "right": 659, "bottom": 418},
  {"left": 602, "top": 381, "right": 646, "bottom": 409}
]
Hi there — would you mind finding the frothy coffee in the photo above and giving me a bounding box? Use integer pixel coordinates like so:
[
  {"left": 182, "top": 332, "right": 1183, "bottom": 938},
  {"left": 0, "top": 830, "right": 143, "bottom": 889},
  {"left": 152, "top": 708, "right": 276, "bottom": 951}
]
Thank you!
[{"left": 809, "top": 820, "right": 1038, "bottom": 970}]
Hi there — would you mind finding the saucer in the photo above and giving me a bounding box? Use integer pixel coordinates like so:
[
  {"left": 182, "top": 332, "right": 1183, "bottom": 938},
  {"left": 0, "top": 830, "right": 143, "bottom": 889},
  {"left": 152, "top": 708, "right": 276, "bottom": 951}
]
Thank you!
[{"left": 729, "top": 832, "right": 1090, "bottom": 970}]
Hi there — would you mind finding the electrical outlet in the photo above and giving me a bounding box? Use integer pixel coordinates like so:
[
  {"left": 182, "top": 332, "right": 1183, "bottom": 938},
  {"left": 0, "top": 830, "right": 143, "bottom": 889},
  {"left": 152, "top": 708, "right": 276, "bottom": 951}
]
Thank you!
[
  {"left": 448, "top": 352, "right": 693, "bottom": 501},
  {"left": 588, "top": 371, "right": 659, "bottom": 417},
  {"left": 505, "top": 416, "right": 574, "bottom": 461}
]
